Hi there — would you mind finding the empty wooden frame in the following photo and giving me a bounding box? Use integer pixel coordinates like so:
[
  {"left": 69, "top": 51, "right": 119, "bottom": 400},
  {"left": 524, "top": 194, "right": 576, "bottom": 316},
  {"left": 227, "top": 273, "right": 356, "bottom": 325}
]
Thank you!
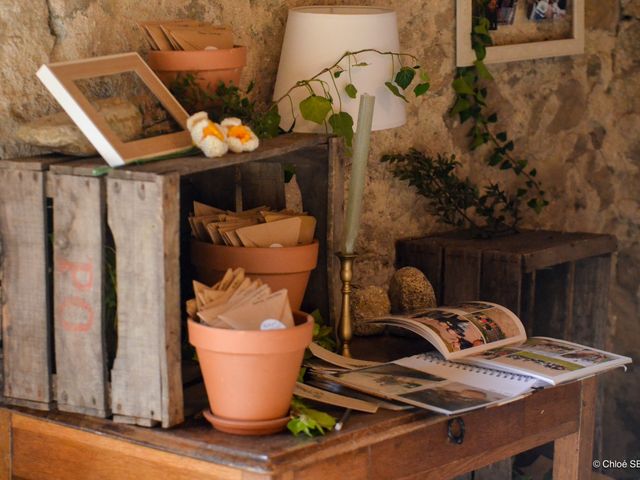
[
  {"left": 456, "top": 0, "right": 585, "bottom": 66},
  {"left": 37, "top": 53, "right": 192, "bottom": 167}
]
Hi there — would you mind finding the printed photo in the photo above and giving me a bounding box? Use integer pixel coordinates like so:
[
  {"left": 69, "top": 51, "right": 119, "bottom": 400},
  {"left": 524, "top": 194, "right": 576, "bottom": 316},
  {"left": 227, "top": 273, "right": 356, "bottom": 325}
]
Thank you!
[
  {"left": 399, "top": 382, "right": 507, "bottom": 412},
  {"left": 409, "top": 310, "right": 486, "bottom": 352},
  {"left": 481, "top": 0, "right": 519, "bottom": 30},
  {"left": 560, "top": 349, "right": 614, "bottom": 366},
  {"left": 467, "top": 312, "right": 507, "bottom": 343},
  {"left": 454, "top": 301, "right": 496, "bottom": 313},
  {"left": 335, "top": 364, "right": 445, "bottom": 396},
  {"left": 527, "top": 0, "right": 568, "bottom": 21},
  {"left": 525, "top": 337, "right": 575, "bottom": 355}
]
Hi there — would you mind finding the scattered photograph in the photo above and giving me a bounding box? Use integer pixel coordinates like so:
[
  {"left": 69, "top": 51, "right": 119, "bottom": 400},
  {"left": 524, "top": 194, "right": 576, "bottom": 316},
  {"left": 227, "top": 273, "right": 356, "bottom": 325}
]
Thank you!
[
  {"left": 408, "top": 310, "right": 486, "bottom": 352},
  {"left": 399, "top": 382, "right": 507, "bottom": 412},
  {"left": 335, "top": 364, "right": 445, "bottom": 396},
  {"left": 526, "top": 0, "right": 569, "bottom": 21}
]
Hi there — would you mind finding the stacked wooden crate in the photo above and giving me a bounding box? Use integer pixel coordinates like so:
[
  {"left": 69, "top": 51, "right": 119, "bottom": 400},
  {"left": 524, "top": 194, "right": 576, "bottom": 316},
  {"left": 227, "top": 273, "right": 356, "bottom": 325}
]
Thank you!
[{"left": 0, "top": 134, "right": 342, "bottom": 427}]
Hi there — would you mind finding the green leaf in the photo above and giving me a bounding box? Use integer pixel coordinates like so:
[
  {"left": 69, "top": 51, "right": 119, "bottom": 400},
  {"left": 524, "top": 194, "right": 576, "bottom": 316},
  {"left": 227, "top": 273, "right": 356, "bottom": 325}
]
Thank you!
[
  {"left": 345, "top": 83, "right": 357, "bottom": 99},
  {"left": 473, "top": 43, "right": 487, "bottom": 61},
  {"left": 517, "top": 188, "right": 527, "bottom": 197},
  {"left": 328, "top": 112, "right": 354, "bottom": 147},
  {"left": 452, "top": 77, "right": 475, "bottom": 96},
  {"left": 530, "top": 168, "right": 537, "bottom": 177},
  {"left": 500, "top": 161, "right": 512, "bottom": 170},
  {"left": 354, "top": 62, "right": 369, "bottom": 67},
  {"left": 488, "top": 152, "right": 502, "bottom": 166},
  {"left": 299, "top": 95, "right": 332, "bottom": 124},
  {"left": 474, "top": 60, "right": 493, "bottom": 80},
  {"left": 414, "top": 82, "right": 430, "bottom": 97},
  {"left": 395, "top": 67, "right": 416, "bottom": 90},
  {"left": 420, "top": 70, "right": 430, "bottom": 82},
  {"left": 333, "top": 70, "right": 343, "bottom": 78},
  {"left": 451, "top": 97, "right": 471, "bottom": 116},
  {"left": 487, "top": 113, "right": 498, "bottom": 123},
  {"left": 496, "top": 131, "right": 508, "bottom": 142},
  {"left": 385, "top": 82, "right": 408, "bottom": 102},
  {"left": 288, "top": 397, "right": 336, "bottom": 437}
]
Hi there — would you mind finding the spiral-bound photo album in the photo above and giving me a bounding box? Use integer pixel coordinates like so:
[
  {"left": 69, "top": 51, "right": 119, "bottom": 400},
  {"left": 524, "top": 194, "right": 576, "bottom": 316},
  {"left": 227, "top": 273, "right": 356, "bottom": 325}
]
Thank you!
[{"left": 310, "top": 302, "right": 631, "bottom": 415}]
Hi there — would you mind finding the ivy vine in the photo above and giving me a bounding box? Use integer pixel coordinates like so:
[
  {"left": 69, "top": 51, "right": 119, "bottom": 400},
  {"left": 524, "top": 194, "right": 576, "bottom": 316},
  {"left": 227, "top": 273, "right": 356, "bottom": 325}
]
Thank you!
[
  {"left": 451, "top": 1, "right": 549, "bottom": 224},
  {"left": 273, "top": 49, "right": 430, "bottom": 146}
]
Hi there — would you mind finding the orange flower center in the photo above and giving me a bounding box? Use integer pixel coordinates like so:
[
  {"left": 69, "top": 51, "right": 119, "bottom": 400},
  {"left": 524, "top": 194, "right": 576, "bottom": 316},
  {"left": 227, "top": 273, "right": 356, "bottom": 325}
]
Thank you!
[
  {"left": 228, "top": 125, "right": 252, "bottom": 144},
  {"left": 202, "top": 122, "right": 224, "bottom": 141}
]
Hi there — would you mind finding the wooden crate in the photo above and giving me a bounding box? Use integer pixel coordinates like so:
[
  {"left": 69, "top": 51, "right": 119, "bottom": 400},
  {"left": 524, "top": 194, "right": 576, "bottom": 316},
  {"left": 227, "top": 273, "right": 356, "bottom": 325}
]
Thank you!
[
  {"left": 395, "top": 229, "right": 617, "bottom": 460},
  {"left": 0, "top": 134, "right": 342, "bottom": 428}
]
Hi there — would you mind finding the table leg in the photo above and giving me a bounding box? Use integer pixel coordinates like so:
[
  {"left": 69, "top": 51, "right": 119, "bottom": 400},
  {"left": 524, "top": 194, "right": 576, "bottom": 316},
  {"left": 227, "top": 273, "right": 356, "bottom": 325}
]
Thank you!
[
  {"left": 0, "top": 408, "right": 12, "bottom": 479},
  {"left": 553, "top": 377, "right": 597, "bottom": 479}
]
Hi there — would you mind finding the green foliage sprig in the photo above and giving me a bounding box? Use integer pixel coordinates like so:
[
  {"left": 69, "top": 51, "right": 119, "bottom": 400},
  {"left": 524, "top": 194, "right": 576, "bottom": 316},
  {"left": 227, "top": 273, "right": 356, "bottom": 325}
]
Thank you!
[
  {"left": 273, "top": 49, "right": 430, "bottom": 146},
  {"left": 451, "top": 0, "right": 548, "bottom": 218},
  {"left": 381, "top": 150, "right": 521, "bottom": 236},
  {"left": 287, "top": 397, "right": 336, "bottom": 437},
  {"left": 170, "top": 75, "right": 281, "bottom": 139},
  {"left": 382, "top": 2, "right": 549, "bottom": 237}
]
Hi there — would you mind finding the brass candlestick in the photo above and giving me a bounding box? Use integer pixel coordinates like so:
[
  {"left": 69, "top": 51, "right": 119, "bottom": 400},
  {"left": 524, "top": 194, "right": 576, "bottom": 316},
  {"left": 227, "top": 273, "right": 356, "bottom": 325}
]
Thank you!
[{"left": 336, "top": 252, "right": 357, "bottom": 357}]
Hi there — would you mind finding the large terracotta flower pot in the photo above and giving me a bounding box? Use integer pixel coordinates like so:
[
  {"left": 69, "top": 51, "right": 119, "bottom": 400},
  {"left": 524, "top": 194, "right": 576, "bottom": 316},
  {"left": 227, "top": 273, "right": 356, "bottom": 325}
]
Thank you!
[
  {"left": 190, "top": 239, "right": 319, "bottom": 311},
  {"left": 188, "top": 312, "right": 314, "bottom": 434},
  {"left": 147, "top": 46, "right": 247, "bottom": 91}
]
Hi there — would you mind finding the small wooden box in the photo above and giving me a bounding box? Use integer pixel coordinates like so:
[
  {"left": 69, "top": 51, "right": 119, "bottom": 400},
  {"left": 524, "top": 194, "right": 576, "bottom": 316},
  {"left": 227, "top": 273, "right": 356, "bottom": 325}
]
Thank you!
[
  {"left": 0, "top": 134, "right": 343, "bottom": 427},
  {"left": 396, "top": 229, "right": 616, "bottom": 460},
  {"left": 396, "top": 230, "right": 616, "bottom": 344}
]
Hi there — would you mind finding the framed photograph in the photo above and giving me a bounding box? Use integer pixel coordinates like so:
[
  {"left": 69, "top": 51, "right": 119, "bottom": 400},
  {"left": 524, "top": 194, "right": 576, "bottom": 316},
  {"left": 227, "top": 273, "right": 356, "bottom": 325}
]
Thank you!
[
  {"left": 37, "top": 53, "right": 192, "bottom": 167},
  {"left": 456, "top": 0, "right": 584, "bottom": 66}
]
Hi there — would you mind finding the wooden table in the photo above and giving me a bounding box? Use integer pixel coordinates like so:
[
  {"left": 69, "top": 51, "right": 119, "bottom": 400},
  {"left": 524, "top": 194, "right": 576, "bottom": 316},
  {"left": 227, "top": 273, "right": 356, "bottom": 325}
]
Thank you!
[{"left": 0, "top": 377, "right": 596, "bottom": 480}]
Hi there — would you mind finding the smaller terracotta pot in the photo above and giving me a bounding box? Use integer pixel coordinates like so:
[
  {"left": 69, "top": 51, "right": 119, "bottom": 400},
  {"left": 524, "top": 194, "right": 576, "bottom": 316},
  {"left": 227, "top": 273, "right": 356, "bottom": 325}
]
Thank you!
[
  {"left": 190, "top": 239, "right": 319, "bottom": 311},
  {"left": 188, "top": 312, "right": 313, "bottom": 427},
  {"left": 147, "top": 46, "right": 247, "bottom": 91}
]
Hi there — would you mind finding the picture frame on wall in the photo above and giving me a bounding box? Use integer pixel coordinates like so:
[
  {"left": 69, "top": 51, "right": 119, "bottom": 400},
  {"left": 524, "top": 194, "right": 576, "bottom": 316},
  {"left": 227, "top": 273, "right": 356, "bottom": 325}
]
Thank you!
[
  {"left": 37, "top": 53, "right": 192, "bottom": 167},
  {"left": 456, "top": 0, "right": 585, "bottom": 66}
]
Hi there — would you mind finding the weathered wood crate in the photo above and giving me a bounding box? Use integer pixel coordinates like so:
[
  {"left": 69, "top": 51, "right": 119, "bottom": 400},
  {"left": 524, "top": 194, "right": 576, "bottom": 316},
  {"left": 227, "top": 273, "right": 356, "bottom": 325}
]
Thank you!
[
  {"left": 0, "top": 134, "right": 343, "bottom": 427},
  {"left": 396, "top": 229, "right": 617, "bottom": 459}
]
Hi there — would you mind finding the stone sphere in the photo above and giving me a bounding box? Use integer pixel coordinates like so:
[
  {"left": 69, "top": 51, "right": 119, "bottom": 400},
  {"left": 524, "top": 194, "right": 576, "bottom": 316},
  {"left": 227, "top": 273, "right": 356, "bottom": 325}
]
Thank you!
[
  {"left": 351, "top": 285, "right": 390, "bottom": 336},
  {"left": 389, "top": 267, "right": 437, "bottom": 313}
]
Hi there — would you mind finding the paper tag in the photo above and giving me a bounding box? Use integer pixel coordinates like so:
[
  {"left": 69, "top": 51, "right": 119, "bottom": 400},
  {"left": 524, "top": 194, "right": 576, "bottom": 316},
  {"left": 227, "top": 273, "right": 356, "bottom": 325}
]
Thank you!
[
  {"left": 269, "top": 243, "right": 283, "bottom": 248},
  {"left": 260, "top": 319, "right": 287, "bottom": 330}
]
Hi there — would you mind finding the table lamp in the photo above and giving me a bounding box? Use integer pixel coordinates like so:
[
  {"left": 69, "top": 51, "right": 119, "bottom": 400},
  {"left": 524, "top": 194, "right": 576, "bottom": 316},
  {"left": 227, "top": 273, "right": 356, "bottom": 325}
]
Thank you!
[{"left": 273, "top": 6, "right": 407, "bottom": 356}]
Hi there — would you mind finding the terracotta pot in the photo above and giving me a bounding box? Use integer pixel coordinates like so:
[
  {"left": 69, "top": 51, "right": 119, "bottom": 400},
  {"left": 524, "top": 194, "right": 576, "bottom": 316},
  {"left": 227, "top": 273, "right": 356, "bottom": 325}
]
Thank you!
[
  {"left": 188, "top": 312, "right": 313, "bottom": 429},
  {"left": 146, "top": 46, "right": 247, "bottom": 91},
  {"left": 190, "top": 239, "right": 319, "bottom": 311}
]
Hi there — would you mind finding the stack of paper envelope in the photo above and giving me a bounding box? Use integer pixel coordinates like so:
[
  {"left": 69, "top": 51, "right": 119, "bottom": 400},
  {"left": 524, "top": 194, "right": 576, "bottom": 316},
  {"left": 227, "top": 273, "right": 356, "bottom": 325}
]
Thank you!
[
  {"left": 188, "top": 268, "right": 294, "bottom": 330},
  {"left": 188, "top": 201, "right": 316, "bottom": 247}
]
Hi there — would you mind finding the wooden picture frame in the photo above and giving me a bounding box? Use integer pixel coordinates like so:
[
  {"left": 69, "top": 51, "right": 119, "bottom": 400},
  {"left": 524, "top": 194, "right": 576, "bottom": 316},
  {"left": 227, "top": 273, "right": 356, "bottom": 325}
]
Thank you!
[
  {"left": 456, "top": 0, "right": 584, "bottom": 66},
  {"left": 37, "top": 53, "right": 192, "bottom": 167}
]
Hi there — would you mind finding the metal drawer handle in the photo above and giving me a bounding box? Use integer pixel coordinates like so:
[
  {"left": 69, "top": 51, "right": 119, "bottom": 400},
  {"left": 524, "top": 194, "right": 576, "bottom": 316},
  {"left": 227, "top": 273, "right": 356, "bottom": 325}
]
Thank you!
[{"left": 447, "top": 418, "right": 465, "bottom": 445}]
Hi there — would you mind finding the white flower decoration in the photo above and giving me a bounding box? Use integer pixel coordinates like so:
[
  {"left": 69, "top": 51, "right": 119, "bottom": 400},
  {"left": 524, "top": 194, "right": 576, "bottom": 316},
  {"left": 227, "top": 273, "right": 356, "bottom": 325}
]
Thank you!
[
  {"left": 187, "top": 112, "right": 228, "bottom": 158},
  {"left": 221, "top": 117, "right": 260, "bottom": 153}
]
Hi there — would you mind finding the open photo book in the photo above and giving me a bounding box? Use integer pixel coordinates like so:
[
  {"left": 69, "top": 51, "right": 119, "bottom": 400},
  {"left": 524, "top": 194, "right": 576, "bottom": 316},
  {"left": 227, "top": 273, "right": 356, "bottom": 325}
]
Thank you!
[{"left": 307, "top": 302, "right": 631, "bottom": 416}]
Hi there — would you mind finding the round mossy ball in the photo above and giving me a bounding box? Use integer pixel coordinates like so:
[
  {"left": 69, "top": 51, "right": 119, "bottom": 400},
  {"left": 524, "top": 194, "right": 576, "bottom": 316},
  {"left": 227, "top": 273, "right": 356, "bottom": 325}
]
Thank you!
[
  {"left": 389, "top": 267, "right": 437, "bottom": 313},
  {"left": 351, "top": 285, "right": 390, "bottom": 336}
]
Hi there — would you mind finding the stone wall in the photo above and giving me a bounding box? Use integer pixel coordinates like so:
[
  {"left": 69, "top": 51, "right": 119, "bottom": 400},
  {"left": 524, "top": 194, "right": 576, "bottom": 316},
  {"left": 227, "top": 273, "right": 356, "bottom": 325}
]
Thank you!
[{"left": 0, "top": 0, "right": 638, "bottom": 474}]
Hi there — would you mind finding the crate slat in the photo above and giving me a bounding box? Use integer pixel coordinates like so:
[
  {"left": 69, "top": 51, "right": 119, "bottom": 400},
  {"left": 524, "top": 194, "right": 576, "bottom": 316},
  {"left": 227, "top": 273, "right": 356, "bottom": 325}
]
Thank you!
[
  {"left": 52, "top": 174, "right": 109, "bottom": 417},
  {"left": 443, "top": 247, "right": 481, "bottom": 304},
  {"left": 240, "top": 162, "right": 285, "bottom": 211},
  {"left": 0, "top": 168, "right": 52, "bottom": 408},
  {"left": 107, "top": 174, "right": 182, "bottom": 427}
]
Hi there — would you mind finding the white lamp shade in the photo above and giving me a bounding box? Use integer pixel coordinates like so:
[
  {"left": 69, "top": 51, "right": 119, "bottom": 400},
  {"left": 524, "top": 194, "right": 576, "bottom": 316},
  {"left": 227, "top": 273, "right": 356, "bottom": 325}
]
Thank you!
[{"left": 273, "top": 6, "right": 406, "bottom": 133}]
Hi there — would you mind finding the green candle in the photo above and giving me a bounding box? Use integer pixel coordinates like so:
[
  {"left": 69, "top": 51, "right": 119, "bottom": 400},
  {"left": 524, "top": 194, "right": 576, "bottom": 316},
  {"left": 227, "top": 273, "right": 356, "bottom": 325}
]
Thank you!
[{"left": 341, "top": 94, "right": 375, "bottom": 254}]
